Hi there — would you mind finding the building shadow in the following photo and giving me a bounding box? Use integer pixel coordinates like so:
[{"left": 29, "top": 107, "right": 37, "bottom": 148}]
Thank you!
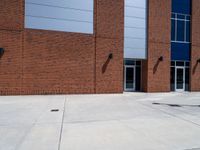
[
  {"left": 153, "top": 59, "right": 160, "bottom": 74},
  {"left": 192, "top": 61, "right": 199, "bottom": 75},
  {"left": 153, "top": 56, "right": 163, "bottom": 74},
  {"left": 102, "top": 53, "right": 113, "bottom": 74}
]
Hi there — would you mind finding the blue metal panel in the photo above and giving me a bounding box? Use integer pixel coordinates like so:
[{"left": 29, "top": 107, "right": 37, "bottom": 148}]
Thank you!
[
  {"left": 172, "top": 0, "right": 191, "bottom": 14},
  {"left": 171, "top": 42, "right": 190, "bottom": 61}
]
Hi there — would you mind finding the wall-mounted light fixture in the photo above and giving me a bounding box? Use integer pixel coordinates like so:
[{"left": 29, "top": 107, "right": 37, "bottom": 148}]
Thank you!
[
  {"left": 108, "top": 53, "right": 113, "bottom": 59},
  {"left": 158, "top": 56, "right": 163, "bottom": 61},
  {"left": 0, "top": 48, "right": 4, "bottom": 57}
]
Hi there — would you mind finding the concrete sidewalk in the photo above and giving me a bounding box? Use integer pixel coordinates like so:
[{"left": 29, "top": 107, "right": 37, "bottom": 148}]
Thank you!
[{"left": 0, "top": 92, "right": 200, "bottom": 150}]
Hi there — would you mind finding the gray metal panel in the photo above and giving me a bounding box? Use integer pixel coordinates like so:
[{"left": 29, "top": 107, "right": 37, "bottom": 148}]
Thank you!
[
  {"left": 124, "top": 38, "right": 146, "bottom": 49},
  {"left": 125, "top": 17, "right": 146, "bottom": 28},
  {"left": 26, "top": 0, "right": 93, "bottom": 10},
  {"left": 126, "top": 6, "right": 146, "bottom": 17},
  {"left": 25, "top": 17, "right": 93, "bottom": 33},
  {"left": 125, "top": 28, "right": 146, "bottom": 38},
  {"left": 124, "top": 0, "right": 147, "bottom": 59},
  {"left": 126, "top": 0, "right": 146, "bottom": 8},
  {"left": 25, "top": 0, "right": 94, "bottom": 34},
  {"left": 124, "top": 47, "right": 146, "bottom": 59}
]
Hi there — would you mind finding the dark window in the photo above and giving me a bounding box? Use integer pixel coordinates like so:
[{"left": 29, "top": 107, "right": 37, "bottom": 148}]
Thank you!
[
  {"left": 171, "top": 67, "right": 175, "bottom": 91},
  {"left": 125, "top": 60, "right": 135, "bottom": 65},
  {"left": 136, "top": 61, "right": 141, "bottom": 66},
  {"left": 186, "top": 16, "right": 190, "bottom": 20},
  {"left": 171, "top": 61, "right": 175, "bottom": 66},
  {"left": 171, "top": 19, "right": 176, "bottom": 41},
  {"left": 186, "top": 21, "right": 190, "bottom": 42},
  {"left": 126, "top": 67, "right": 134, "bottom": 89},
  {"left": 135, "top": 67, "right": 141, "bottom": 91},
  {"left": 171, "top": 13, "right": 191, "bottom": 42},
  {"left": 176, "top": 61, "right": 184, "bottom": 66},
  {"left": 177, "top": 20, "right": 185, "bottom": 41},
  {"left": 177, "top": 14, "right": 185, "bottom": 19},
  {"left": 185, "top": 68, "right": 190, "bottom": 91},
  {"left": 186, "top": 62, "right": 190, "bottom": 66}
]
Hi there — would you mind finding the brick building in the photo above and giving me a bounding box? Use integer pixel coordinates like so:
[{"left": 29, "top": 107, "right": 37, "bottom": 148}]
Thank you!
[{"left": 0, "top": 0, "right": 199, "bottom": 95}]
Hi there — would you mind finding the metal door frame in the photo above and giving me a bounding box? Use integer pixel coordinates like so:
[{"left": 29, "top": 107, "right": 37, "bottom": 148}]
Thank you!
[
  {"left": 175, "top": 66, "right": 185, "bottom": 92},
  {"left": 124, "top": 65, "right": 136, "bottom": 91}
]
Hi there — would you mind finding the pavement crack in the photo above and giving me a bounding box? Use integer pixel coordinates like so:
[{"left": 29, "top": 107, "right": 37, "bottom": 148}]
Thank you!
[{"left": 58, "top": 96, "right": 67, "bottom": 150}]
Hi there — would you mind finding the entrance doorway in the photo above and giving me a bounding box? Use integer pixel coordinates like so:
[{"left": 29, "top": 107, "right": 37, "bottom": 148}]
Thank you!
[
  {"left": 175, "top": 67, "right": 185, "bottom": 92},
  {"left": 171, "top": 61, "right": 190, "bottom": 92},
  {"left": 124, "top": 59, "right": 141, "bottom": 92},
  {"left": 124, "top": 65, "right": 135, "bottom": 91}
]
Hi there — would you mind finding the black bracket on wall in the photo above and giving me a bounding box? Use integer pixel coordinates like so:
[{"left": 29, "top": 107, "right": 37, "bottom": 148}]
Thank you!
[
  {"left": 159, "top": 56, "right": 164, "bottom": 61},
  {"left": 108, "top": 53, "right": 113, "bottom": 59},
  {"left": 0, "top": 48, "right": 4, "bottom": 58}
]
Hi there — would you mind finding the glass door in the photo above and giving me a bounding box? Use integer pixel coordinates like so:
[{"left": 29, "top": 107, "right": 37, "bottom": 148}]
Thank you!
[
  {"left": 175, "top": 67, "right": 185, "bottom": 92},
  {"left": 124, "top": 66, "right": 135, "bottom": 91}
]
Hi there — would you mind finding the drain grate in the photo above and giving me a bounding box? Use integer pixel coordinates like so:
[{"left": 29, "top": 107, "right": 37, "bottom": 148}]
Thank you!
[{"left": 51, "top": 109, "right": 59, "bottom": 112}]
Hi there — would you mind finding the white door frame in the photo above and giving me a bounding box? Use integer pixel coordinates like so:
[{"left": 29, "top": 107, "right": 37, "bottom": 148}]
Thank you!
[
  {"left": 124, "top": 65, "right": 136, "bottom": 91},
  {"left": 175, "top": 66, "right": 185, "bottom": 92}
]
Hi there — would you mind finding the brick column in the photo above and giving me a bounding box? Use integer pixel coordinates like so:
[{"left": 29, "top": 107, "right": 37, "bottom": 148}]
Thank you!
[
  {"left": 94, "top": 0, "right": 124, "bottom": 93},
  {"left": 144, "top": 0, "right": 171, "bottom": 92},
  {"left": 0, "top": 0, "right": 24, "bottom": 95},
  {"left": 190, "top": 0, "right": 200, "bottom": 91}
]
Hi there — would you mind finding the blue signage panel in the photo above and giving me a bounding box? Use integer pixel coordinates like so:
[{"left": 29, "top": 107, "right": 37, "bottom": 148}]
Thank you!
[
  {"left": 171, "top": 42, "right": 191, "bottom": 61},
  {"left": 172, "top": 0, "right": 191, "bottom": 14}
]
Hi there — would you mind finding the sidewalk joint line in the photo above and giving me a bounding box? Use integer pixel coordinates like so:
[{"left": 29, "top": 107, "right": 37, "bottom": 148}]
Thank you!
[{"left": 58, "top": 96, "right": 67, "bottom": 150}]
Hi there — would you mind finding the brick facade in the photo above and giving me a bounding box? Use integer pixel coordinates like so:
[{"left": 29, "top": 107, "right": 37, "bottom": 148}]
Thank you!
[
  {"left": 190, "top": 0, "right": 200, "bottom": 91},
  {"left": 143, "top": 0, "right": 171, "bottom": 92},
  {"left": 95, "top": 0, "right": 124, "bottom": 93},
  {"left": 0, "top": 0, "right": 124, "bottom": 95},
  {"left": 0, "top": 0, "right": 23, "bottom": 30}
]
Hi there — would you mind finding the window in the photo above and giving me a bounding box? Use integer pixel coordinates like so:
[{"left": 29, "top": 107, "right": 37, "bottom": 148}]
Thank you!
[
  {"left": 171, "top": 19, "right": 176, "bottom": 41},
  {"left": 171, "top": 13, "right": 191, "bottom": 43},
  {"left": 170, "top": 61, "right": 190, "bottom": 92},
  {"left": 25, "top": 0, "right": 94, "bottom": 34}
]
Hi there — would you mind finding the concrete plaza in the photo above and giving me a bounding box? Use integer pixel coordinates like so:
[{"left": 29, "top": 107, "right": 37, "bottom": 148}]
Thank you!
[{"left": 0, "top": 92, "right": 200, "bottom": 150}]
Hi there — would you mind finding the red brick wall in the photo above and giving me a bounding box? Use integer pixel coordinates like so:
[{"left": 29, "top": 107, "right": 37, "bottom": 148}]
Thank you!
[
  {"left": 144, "top": 0, "right": 171, "bottom": 92},
  {"left": 0, "top": 0, "right": 124, "bottom": 95},
  {"left": 190, "top": 0, "right": 200, "bottom": 91},
  {"left": 0, "top": 0, "right": 23, "bottom": 30},
  {"left": 95, "top": 0, "right": 124, "bottom": 93},
  {"left": 141, "top": 60, "right": 148, "bottom": 92},
  {"left": 22, "top": 30, "right": 95, "bottom": 95},
  {"left": 0, "top": 30, "right": 23, "bottom": 95}
]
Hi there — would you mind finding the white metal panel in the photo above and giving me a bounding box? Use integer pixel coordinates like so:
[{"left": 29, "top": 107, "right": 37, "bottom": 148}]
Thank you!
[
  {"left": 125, "top": 17, "right": 146, "bottom": 28},
  {"left": 26, "top": 4, "right": 93, "bottom": 22},
  {"left": 125, "top": 0, "right": 146, "bottom": 8},
  {"left": 124, "top": 47, "right": 146, "bottom": 59},
  {"left": 25, "top": 0, "right": 94, "bottom": 34},
  {"left": 26, "top": 16, "right": 93, "bottom": 33},
  {"left": 125, "top": 7, "right": 146, "bottom": 17},
  {"left": 125, "top": 27, "right": 145, "bottom": 38},
  {"left": 26, "top": 0, "right": 93, "bottom": 11},
  {"left": 124, "top": 38, "right": 146, "bottom": 49},
  {"left": 124, "top": 0, "right": 147, "bottom": 59}
]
